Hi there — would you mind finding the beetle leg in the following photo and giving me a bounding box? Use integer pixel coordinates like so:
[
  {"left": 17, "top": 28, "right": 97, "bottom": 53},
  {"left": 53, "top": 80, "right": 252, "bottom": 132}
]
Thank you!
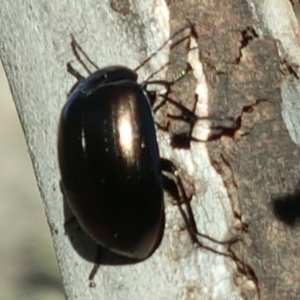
[
  {"left": 66, "top": 62, "right": 86, "bottom": 95},
  {"left": 88, "top": 247, "right": 102, "bottom": 288},
  {"left": 70, "top": 34, "right": 99, "bottom": 73},
  {"left": 67, "top": 62, "right": 85, "bottom": 81},
  {"left": 152, "top": 97, "right": 167, "bottom": 114},
  {"left": 161, "top": 158, "right": 240, "bottom": 256},
  {"left": 162, "top": 175, "right": 192, "bottom": 205},
  {"left": 165, "top": 96, "right": 239, "bottom": 141},
  {"left": 143, "top": 63, "right": 192, "bottom": 96},
  {"left": 61, "top": 180, "right": 107, "bottom": 286},
  {"left": 155, "top": 120, "right": 169, "bottom": 132}
]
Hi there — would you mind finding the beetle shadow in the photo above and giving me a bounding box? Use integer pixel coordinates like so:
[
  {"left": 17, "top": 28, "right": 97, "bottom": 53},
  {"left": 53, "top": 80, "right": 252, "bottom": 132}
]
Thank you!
[
  {"left": 271, "top": 185, "right": 300, "bottom": 227},
  {"left": 63, "top": 194, "right": 145, "bottom": 266},
  {"left": 163, "top": 95, "right": 239, "bottom": 149}
]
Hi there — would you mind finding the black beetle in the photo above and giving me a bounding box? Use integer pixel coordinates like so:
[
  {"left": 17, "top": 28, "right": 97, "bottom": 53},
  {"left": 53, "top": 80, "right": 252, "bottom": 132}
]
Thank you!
[
  {"left": 58, "top": 27, "right": 238, "bottom": 266},
  {"left": 58, "top": 65, "right": 167, "bottom": 259}
]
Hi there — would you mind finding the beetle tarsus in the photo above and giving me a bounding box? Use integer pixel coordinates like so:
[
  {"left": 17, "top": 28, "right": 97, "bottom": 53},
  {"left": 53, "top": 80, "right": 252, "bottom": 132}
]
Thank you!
[{"left": 161, "top": 158, "right": 241, "bottom": 256}]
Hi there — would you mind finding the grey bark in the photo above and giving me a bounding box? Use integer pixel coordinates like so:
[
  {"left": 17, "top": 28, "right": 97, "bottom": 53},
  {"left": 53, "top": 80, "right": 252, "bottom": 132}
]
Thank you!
[{"left": 1, "top": 0, "right": 299, "bottom": 299}]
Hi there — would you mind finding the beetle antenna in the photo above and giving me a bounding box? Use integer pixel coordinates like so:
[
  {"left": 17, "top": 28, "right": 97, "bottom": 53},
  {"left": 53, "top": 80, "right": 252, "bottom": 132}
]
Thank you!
[
  {"left": 70, "top": 34, "right": 100, "bottom": 74},
  {"left": 134, "top": 19, "right": 195, "bottom": 73}
]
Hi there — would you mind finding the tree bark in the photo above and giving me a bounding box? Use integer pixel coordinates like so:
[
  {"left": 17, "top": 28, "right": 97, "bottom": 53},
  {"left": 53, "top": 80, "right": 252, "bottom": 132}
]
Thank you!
[{"left": 1, "top": 0, "right": 299, "bottom": 299}]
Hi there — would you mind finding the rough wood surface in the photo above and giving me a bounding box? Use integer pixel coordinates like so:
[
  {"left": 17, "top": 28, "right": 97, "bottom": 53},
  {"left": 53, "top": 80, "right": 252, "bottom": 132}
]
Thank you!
[
  {"left": 1, "top": 0, "right": 300, "bottom": 299},
  {"left": 170, "top": 0, "right": 300, "bottom": 299}
]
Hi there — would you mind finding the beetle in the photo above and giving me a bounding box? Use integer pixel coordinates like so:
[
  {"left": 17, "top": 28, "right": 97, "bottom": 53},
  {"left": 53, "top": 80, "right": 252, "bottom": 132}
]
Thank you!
[
  {"left": 58, "top": 65, "right": 168, "bottom": 259},
  {"left": 58, "top": 27, "right": 238, "bottom": 265}
]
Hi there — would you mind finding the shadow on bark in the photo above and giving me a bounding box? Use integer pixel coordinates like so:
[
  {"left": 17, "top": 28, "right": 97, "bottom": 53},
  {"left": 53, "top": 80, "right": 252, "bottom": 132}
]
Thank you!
[{"left": 272, "top": 186, "right": 300, "bottom": 227}]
